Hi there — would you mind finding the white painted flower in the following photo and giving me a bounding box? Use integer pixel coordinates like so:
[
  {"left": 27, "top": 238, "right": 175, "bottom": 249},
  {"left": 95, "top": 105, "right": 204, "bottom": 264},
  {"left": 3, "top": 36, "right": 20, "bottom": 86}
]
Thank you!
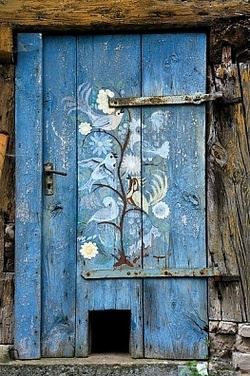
[
  {"left": 152, "top": 201, "right": 170, "bottom": 219},
  {"left": 89, "top": 133, "right": 113, "bottom": 156},
  {"left": 121, "top": 154, "right": 141, "bottom": 176},
  {"left": 196, "top": 363, "right": 208, "bottom": 376},
  {"left": 79, "top": 122, "right": 92, "bottom": 135},
  {"left": 96, "top": 89, "right": 115, "bottom": 114},
  {"left": 80, "top": 242, "right": 98, "bottom": 259}
]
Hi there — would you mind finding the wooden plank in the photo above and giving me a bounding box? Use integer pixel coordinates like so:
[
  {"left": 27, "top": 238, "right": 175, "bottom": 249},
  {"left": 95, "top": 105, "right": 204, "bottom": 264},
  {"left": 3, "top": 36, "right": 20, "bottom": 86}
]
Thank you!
[
  {"left": 0, "top": 25, "right": 13, "bottom": 64},
  {"left": 0, "top": 133, "right": 9, "bottom": 180},
  {"left": 0, "top": 63, "right": 14, "bottom": 344},
  {"left": 41, "top": 36, "right": 77, "bottom": 357},
  {"left": 0, "top": 275, "right": 14, "bottom": 344},
  {"left": 14, "top": 33, "right": 43, "bottom": 359},
  {"left": 207, "top": 62, "right": 250, "bottom": 321},
  {"left": 76, "top": 35, "right": 143, "bottom": 357},
  {"left": 0, "top": 1, "right": 249, "bottom": 30},
  {"left": 0, "top": 64, "right": 14, "bottom": 216},
  {"left": 142, "top": 33, "right": 207, "bottom": 359}
]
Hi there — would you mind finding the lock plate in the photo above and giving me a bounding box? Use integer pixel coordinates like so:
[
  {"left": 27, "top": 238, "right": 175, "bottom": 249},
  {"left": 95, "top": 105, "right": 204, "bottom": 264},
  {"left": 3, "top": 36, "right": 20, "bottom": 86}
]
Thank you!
[{"left": 44, "top": 162, "right": 67, "bottom": 195}]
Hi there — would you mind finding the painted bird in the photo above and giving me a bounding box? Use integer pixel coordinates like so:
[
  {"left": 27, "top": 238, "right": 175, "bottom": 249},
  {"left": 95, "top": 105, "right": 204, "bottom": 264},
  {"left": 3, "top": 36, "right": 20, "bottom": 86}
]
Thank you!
[
  {"left": 64, "top": 83, "right": 124, "bottom": 131},
  {"left": 143, "top": 140, "right": 170, "bottom": 160},
  {"left": 126, "top": 177, "right": 149, "bottom": 213},
  {"left": 92, "top": 109, "right": 124, "bottom": 131},
  {"left": 88, "top": 196, "right": 119, "bottom": 223},
  {"left": 79, "top": 153, "right": 118, "bottom": 192},
  {"left": 126, "top": 173, "right": 168, "bottom": 213}
]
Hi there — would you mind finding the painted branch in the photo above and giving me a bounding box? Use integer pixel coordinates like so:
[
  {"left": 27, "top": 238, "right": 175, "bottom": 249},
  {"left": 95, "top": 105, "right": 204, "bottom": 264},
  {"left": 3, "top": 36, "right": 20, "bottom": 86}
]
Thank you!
[
  {"left": 98, "top": 221, "right": 121, "bottom": 231},
  {"left": 93, "top": 183, "right": 124, "bottom": 201}
]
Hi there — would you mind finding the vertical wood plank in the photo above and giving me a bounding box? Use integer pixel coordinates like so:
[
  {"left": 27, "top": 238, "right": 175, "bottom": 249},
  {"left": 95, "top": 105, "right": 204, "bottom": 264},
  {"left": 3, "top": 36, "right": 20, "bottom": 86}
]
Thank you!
[
  {"left": 208, "top": 62, "right": 250, "bottom": 322},
  {"left": 0, "top": 275, "right": 14, "bottom": 344},
  {"left": 0, "top": 63, "right": 14, "bottom": 344},
  {"left": 0, "top": 133, "right": 9, "bottom": 180},
  {"left": 41, "top": 36, "right": 77, "bottom": 357},
  {"left": 142, "top": 34, "right": 208, "bottom": 359},
  {"left": 75, "top": 35, "right": 143, "bottom": 357},
  {"left": 15, "top": 33, "right": 43, "bottom": 359}
]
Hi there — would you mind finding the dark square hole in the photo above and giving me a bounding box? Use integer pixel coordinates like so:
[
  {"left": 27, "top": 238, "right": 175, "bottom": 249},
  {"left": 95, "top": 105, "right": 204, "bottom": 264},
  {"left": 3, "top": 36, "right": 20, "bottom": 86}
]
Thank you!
[{"left": 89, "top": 310, "right": 131, "bottom": 354}]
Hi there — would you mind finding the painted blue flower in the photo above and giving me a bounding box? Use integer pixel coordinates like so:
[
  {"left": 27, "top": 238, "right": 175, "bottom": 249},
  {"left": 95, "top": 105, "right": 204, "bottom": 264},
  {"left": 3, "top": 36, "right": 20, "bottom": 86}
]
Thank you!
[{"left": 89, "top": 133, "right": 113, "bottom": 156}]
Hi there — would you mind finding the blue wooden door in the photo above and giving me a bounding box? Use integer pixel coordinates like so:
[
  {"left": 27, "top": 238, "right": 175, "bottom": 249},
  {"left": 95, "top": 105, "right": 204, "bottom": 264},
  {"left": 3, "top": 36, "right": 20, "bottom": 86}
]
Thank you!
[{"left": 15, "top": 33, "right": 207, "bottom": 359}]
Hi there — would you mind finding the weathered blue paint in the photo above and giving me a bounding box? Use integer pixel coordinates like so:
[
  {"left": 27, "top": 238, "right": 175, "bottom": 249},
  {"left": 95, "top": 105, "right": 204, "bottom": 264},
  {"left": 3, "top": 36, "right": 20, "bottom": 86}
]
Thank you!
[
  {"left": 15, "top": 33, "right": 43, "bottom": 359},
  {"left": 74, "top": 35, "right": 144, "bottom": 357},
  {"left": 142, "top": 33, "right": 207, "bottom": 359},
  {"left": 41, "top": 36, "right": 77, "bottom": 357},
  {"left": 15, "top": 32, "right": 207, "bottom": 360}
]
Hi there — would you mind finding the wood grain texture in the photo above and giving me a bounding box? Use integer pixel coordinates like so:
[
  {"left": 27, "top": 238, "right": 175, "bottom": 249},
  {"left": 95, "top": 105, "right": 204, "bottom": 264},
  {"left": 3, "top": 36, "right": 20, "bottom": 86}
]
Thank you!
[
  {"left": 210, "top": 18, "right": 249, "bottom": 64},
  {"left": 0, "top": 274, "right": 14, "bottom": 344},
  {"left": 14, "top": 33, "right": 43, "bottom": 359},
  {"left": 142, "top": 33, "right": 207, "bottom": 359},
  {"left": 0, "top": 134, "right": 9, "bottom": 180},
  {"left": 208, "top": 62, "right": 250, "bottom": 322},
  {"left": 76, "top": 35, "right": 143, "bottom": 358},
  {"left": 0, "top": 25, "right": 13, "bottom": 64},
  {"left": 0, "top": 1, "right": 249, "bottom": 29},
  {"left": 42, "top": 36, "right": 77, "bottom": 357},
  {"left": 0, "top": 63, "right": 14, "bottom": 344}
]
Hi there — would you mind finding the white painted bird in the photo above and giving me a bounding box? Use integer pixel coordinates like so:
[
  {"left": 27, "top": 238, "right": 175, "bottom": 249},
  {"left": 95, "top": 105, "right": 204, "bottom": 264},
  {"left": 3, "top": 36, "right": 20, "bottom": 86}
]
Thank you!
[
  {"left": 79, "top": 153, "right": 118, "bottom": 192},
  {"left": 143, "top": 140, "right": 170, "bottom": 160},
  {"left": 92, "top": 109, "right": 124, "bottom": 131},
  {"left": 64, "top": 83, "right": 124, "bottom": 131},
  {"left": 88, "top": 196, "right": 119, "bottom": 223}
]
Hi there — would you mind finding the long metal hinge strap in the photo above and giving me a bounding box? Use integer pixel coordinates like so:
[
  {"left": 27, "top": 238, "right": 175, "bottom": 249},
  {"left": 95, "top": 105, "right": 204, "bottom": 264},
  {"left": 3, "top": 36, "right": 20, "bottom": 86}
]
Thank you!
[
  {"left": 109, "top": 92, "right": 224, "bottom": 108},
  {"left": 82, "top": 267, "right": 240, "bottom": 280}
]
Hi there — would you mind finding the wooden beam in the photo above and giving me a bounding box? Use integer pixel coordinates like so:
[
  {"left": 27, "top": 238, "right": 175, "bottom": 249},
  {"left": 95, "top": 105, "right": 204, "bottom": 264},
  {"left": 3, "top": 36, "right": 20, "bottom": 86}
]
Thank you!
[
  {"left": 207, "top": 62, "right": 250, "bottom": 322},
  {"left": 0, "top": 25, "right": 13, "bottom": 64},
  {"left": 0, "top": 1, "right": 249, "bottom": 30}
]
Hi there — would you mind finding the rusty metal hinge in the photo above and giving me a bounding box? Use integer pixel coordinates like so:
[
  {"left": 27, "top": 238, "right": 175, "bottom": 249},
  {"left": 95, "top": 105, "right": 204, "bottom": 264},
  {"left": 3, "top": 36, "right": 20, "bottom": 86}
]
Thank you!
[
  {"left": 109, "top": 92, "right": 241, "bottom": 108},
  {"left": 82, "top": 267, "right": 240, "bottom": 280},
  {"left": 109, "top": 92, "right": 222, "bottom": 107}
]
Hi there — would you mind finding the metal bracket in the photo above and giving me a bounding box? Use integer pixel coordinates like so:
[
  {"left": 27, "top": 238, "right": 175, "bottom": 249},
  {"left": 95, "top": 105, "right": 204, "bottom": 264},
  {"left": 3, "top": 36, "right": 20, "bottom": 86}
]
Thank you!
[
  {"left": 109, "top": 92, "right": 224, "bottom": 108},
  {"left": 44, "top": 162, "right": 67, "bottom": 196},
  {"left": 81, "top": 267, "right": 240, "bottom": 280}
]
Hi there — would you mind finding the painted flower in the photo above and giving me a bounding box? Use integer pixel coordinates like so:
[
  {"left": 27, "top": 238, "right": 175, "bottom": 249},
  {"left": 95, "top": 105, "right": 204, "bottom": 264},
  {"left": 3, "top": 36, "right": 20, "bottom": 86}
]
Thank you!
[
  {"left": 97, "top": 89, "right": 115, "bottom": 114},
  {"left": 152, "top": 201, "right": 170, "bottom": 219},
  {"left": 80, "top": 242, "right": 98, "bottom": 259},
  {"left": 121, "top": 154, "right": 141, "bottom": 176},
  {"left": 89, "top": 133, "right": 113, "bottom": 156},
  {"left": 196, "top": 363, "right": 208, "bottom": 376},
  {"left": 79, "top": 122, "right": 92, "bottom": 135}
]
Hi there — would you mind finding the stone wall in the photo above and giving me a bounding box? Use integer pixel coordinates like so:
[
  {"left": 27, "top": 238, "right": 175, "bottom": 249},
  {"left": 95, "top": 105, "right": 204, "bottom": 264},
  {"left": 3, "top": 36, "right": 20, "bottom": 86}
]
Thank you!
[{"left": 209, "top": 322, "right": 250, "bottom": 375}]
